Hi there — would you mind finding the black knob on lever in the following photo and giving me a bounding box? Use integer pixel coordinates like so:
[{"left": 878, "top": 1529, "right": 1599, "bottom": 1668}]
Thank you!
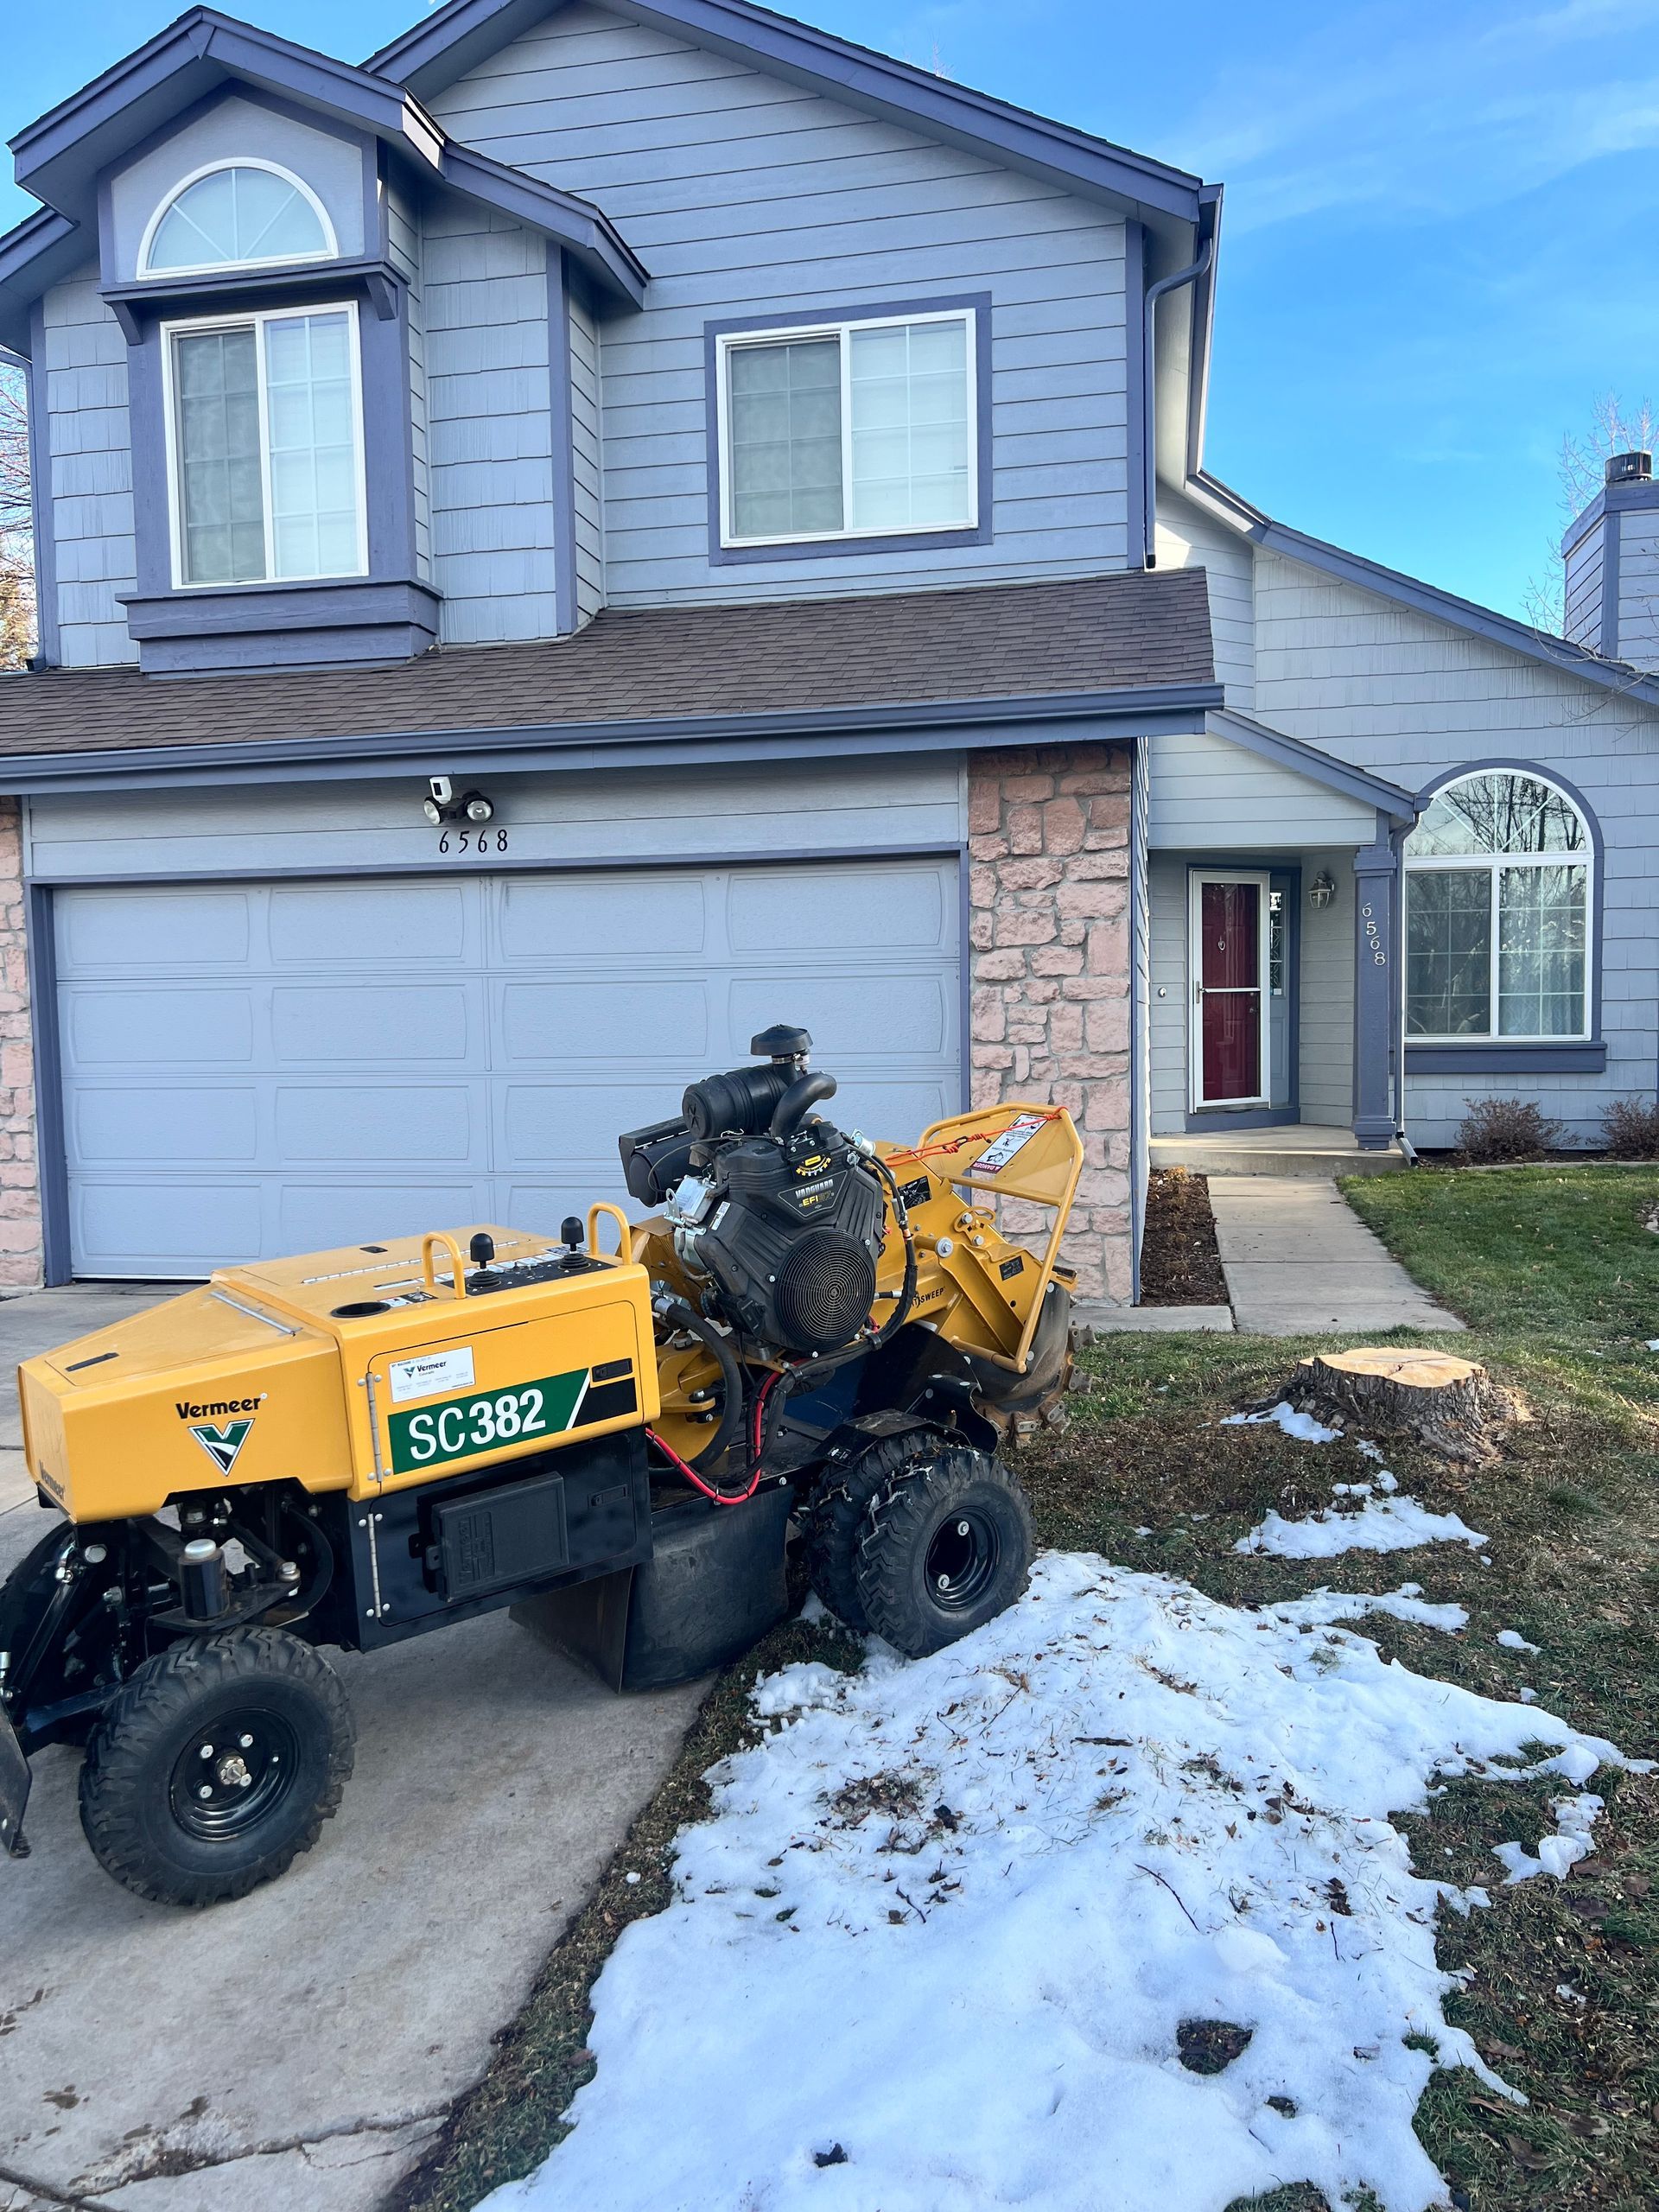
[
  {"left": 560, "top": 1215, "right": 585, "bottom": 1252},
  {"left": 469, "top": 1232, "right": 495, "bottom": 1268}
]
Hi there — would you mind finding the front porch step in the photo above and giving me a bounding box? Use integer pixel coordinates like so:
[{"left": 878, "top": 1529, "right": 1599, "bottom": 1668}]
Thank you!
[{"left": 1150, "top": 1131, "right": 1405, "bottom": 1179}]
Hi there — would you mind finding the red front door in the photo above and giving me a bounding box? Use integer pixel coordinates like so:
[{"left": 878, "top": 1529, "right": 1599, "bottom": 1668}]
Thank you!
[{"left": 1196, "top": 876, "right": 1265, "bottom": 1104}]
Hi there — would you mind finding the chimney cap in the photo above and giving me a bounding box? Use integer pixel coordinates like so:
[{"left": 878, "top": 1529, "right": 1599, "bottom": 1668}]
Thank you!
[{"left": 1605, "top": 449, "right": 1653, "bottom": 485}]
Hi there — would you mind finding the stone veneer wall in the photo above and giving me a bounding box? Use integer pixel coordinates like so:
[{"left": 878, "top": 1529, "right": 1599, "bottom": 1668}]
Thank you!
[
  {"left": 0, "top": 802, "right": 41, "bottom": 1287},
  {"left": 968, "top": 741, "right": 1132, "bottom": 1304}
]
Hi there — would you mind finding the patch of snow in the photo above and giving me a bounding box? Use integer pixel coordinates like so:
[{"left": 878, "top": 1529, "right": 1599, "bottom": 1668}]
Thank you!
[
  {"left": 798, "top": 1590, "right": 830, "bottom": 1626},
  {"left": 1495, "top": 1796, "right": 1603, "bottom": 1885},
  {"left": 1222, "top": 1402, "right": 1342, "bottom": 1444},
  {"left": 1646, "top": 1339, "right": 1659, "bottom": 1353},
  {"left": 1496, "top": 1630, "right": 1540, "bottom": 1655},
  {"left": 1356, "top": 1439, "right": 1386, "bottom": 1463},
  {"left": 1375, "top": 1469, "right": 1400, "bottom": 1493},
  {"left": 1519, "top": 1688, "right": 1537, "bottom": 1705},
  {"left": 1236, "top": 1496, "right": 1490, "bottom": 1560},
  {"left": 486, "top": 1554, "right": 1628, "bottom": 2212},
  {"left": 1134, "top": 1526, "right": 1154, "bottom": 1538},
  {"left": 1268, "top": 1586, "right": 1468, "bottom": 1635}
]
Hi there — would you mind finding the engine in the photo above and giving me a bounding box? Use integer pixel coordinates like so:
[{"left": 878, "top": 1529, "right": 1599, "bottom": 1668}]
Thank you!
[{"left": 619, "top": 1026, "right": 887, "bottom": 1357}]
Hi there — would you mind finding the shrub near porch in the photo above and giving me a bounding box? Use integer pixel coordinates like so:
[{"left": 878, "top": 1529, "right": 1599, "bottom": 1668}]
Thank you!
[{"left": 969, "top": 741, "right": 1132, "bottom": 1301}]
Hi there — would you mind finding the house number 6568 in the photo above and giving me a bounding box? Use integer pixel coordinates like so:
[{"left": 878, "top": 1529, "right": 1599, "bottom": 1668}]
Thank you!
[
  {"left": 437, "top": 830, "right": 510, "bottom": 856},
  {"left": 1360, "top": 902, "right": 1388, "bottom": 967}
]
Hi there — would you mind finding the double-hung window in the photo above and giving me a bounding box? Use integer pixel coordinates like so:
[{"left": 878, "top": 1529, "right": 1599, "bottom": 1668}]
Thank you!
[
  {"left": 1404, "top": 770, "right": 1592, "bottom": 1040},
  {"left": 717, "top": 309, "right": 977, "bottom": 548},
  {"left": 163, "top": 302, "right": 367, "bottom": 588}
]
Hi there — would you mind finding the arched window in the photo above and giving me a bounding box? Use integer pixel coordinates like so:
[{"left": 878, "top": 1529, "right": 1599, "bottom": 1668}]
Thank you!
[
  {"left": 142, "top": 162, "right": 334, "bottom": 277},
  {"left": 1405, "top": 769, "right": 1592, "bottom": 1040}
]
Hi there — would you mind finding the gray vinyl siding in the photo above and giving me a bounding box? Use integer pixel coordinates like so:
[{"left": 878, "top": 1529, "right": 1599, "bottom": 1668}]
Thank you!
[
  {"left": 1155, "top": 491, "right": 1255, "bottom": 708},
  {"left": 1563, "top": 523, "right": 1603, "bottom": 653},
  {"left": 41, "top": 268, "right": 137, "bottom": 669},
  {"left": 1147, "top": 855, "right": 1187, "bottom": 1133},
  {"left": 1616, "top": 509, "right": 1659, "bottom": 671},
  {"left": 23, "top": 753, "right": 963, "bottom": 882},
  {"left": 1252, "top": 548, "right": 1659, "bottom": 1146},
  {"left": 1295, "top": 847, "right": 1354, "bottom": 1128},
  {"left": 424, "top": 205, "right": 558, "bottom": 643},
  {"left": 386, "top": 182, "right": 432, "bottom": 587},
  {"left": 429, "top": 1, "right": 1132, "bottom": 607},
  {"left": 569, "top": 281, "right": 604, "bottom": 622},
  {"left": 1148, "top": 729, "right": 1375, "bottom": 851}
]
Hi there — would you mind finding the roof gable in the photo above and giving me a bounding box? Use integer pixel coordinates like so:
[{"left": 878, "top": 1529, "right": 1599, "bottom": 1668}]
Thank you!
[{"left": 365, "top": 0, "right": 1215, "bottom": 237}]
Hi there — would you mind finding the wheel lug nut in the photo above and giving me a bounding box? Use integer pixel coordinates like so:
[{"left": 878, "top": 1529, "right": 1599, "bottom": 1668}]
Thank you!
[
  {"left": 198, "top": 1784, "right": 213, "bottom": 1800},
  {"left": 200, "top": 1744, "right": 213, "bottom": 1759},
  {"left": 937, "top": 1573, "right": 950, "bottom": 1590},
  {"left": 957, "top": 1522, "right": 969, "bottom": 1536},
  {"left": 238, "top": 1734, "right": 253, "bottom": 1749},
  {"left": 238, "top": 1773, "right": 252, "bottom": 1788}
]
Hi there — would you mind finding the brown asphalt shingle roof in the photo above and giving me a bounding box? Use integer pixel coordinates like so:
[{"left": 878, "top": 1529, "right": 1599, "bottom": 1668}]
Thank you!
[{"left": 0, "top": 570, "right": 1214, "bottom": 760}]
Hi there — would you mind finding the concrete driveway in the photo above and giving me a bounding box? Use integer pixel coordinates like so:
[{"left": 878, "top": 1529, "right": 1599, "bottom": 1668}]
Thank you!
[{"left": 0, "top": 1289, "right": 705, "bottom": 2212}]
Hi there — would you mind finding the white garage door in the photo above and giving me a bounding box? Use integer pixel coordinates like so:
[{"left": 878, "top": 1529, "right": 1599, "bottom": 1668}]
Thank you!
[{"left": 53, "top": 856, "right": 961, "bottom": 1278}]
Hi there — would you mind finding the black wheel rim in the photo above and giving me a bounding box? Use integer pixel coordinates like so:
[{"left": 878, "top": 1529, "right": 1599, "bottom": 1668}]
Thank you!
[
  {"left": 924, "top": 1508, "right": 1000, "bottom": 1612},
  {"left": 168, "top": 1707, "right": 300, "bottom": 1840}
]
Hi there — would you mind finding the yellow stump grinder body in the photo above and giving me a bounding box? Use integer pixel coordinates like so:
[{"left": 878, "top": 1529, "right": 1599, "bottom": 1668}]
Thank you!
[{"left": 0, "top": 1026, "right": 1080, "bottom": 1903}]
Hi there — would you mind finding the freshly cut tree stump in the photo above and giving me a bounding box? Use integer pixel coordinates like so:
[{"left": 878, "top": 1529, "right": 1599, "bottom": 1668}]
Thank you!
[{"left": 1283, "top": 1347, "right": 1521, "bottom": 1464}]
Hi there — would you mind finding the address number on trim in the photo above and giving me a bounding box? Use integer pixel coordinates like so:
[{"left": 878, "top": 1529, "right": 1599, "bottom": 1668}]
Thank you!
[{"left": 437, "top": 830, "right": 509, "bottom": 856}]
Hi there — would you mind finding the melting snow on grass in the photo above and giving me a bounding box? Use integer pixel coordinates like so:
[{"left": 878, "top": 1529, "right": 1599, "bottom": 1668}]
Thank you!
[
  {"left": 484, "top": 1556, "right": 1626, "bottom": 2212},
  {"left": 1236, "top": 1494, "right": 1490, "bottom": 1560}
]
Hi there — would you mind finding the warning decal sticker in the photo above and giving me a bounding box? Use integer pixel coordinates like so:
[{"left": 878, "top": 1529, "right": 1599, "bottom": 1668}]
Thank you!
[{"left": 971, "top": 1113, "right": 1047, "bottom": 1177}]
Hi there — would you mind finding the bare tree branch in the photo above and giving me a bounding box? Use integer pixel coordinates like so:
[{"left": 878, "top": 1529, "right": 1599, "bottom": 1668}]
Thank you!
[{"left": 1525, "top": 391, "right": 1657, "bottom": 639}]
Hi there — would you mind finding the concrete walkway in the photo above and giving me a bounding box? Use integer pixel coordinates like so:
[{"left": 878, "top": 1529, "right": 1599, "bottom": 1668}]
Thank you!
[
  {"left": 0, "top": 1287, "right": 706, "bottom": 2212},
  {"left": 1207, "top": 1177, "right": 1465, "bottom": 1336}
]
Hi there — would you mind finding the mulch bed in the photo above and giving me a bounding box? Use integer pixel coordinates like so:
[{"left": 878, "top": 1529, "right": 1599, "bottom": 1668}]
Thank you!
[{"left": 1138, "top": 1167, "right": 1228, "bottom": 1305}]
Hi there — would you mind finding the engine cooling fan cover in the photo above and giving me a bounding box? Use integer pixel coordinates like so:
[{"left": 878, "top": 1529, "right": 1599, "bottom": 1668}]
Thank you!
[{"left": 772, "top": 1226, "right": 878, "bottom": 1353}]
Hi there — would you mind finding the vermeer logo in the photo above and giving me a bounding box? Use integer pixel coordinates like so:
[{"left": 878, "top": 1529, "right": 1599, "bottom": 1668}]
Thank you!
[
  {"left": 175, "top": 1394, "right": 265, "bottom": 1477},
  {"left": 188, "top": 1420, "right": 255, "bottom": 1475}
]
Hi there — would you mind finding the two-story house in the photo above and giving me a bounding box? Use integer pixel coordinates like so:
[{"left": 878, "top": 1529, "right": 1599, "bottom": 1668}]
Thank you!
[{"left": 0, "top": 0, "right": 1653, "bottom": 1305}]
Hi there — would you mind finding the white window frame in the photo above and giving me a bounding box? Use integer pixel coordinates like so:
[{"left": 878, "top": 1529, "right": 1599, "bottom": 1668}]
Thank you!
[
  {"left": 160, "top": 299, "right": 370, "bottom": 592},
  {"left": 715, "top": 308, "right": 979, "bottom": 549},
  {"left": 138, "top": 158, "right": 339, "bottom": 281},
  {"left": 1403, "top": 771, "right": 1593, "bottom": 1045}
]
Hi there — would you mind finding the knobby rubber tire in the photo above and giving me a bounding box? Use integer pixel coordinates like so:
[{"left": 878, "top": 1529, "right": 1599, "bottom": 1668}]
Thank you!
[
  {"left": 804, "top": 1429, "right": 946, "bottom": 1633},
  {"left": 79, "top": 1627, "right": 354, "bottom": 1907},
  {"left": 854, "top": 1444, "right": 1033, "bottom": 1658}
]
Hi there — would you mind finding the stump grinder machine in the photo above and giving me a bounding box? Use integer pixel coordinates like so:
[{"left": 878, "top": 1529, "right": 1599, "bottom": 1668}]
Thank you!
[{"left": 0, "top": 1026, "right": 1080, "bottom": 1904}]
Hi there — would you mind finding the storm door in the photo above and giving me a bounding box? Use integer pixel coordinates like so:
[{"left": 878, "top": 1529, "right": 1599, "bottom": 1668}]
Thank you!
[{"left": 1189, "top": 871, "right": 1271, "bottom": 1109}]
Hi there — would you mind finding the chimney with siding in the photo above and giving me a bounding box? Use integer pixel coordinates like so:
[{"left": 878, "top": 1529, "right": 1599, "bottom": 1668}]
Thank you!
[{"left": 1562, "top": 450, "right": 1659, "bottom": 668}]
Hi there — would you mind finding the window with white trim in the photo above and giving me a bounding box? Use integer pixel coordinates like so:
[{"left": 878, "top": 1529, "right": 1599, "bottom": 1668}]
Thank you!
[
  {"left": 717, "top": 310, "right": 976, "bottom": 546},
  {"left": 1404, "top": 771, "right": 1591, "bottom": 1040},
  {"left": 164, "top": 303, "right": 367, "bottom": 588},
  {"left": 142, "top": 162, "right": 335, "bottom": 278}
]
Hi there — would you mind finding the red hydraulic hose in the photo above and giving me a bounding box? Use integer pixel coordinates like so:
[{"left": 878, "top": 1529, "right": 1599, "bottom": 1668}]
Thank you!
[{"left": 647, "top": 1367, "right": 784, "bottom": 1507}]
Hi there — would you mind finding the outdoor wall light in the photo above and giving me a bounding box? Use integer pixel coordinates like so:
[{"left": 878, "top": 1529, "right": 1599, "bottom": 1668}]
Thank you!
[
  {"left": 420, "top": 776, "right": 495, "bottom": 826},
  {"left": 1309, "top": 870, "right": 1338, "bottom": 910}
]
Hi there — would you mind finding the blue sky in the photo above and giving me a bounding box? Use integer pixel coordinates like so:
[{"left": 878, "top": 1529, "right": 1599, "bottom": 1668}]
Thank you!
[{"left": 7, "top": 0, "right": 1658, "bottom": 618}]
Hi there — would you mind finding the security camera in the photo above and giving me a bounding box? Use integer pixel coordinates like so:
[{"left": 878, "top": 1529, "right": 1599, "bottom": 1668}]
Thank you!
[{"left": 428, "top": 776, "right": 454, "bottom": 807}]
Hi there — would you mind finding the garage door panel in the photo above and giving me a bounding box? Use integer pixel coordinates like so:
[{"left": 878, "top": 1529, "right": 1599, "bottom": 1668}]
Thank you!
[
  {"left": 498, "top": 980, "right": 709, "bottom": 1065},
  {"left": 60, "top": 889, "right": 252, "bottom": 971},
  {"left": 276, "top": 1180, "right": 493, "bottom": 1255},
  {"left": 730, "top": 972, "right": 953, "bottom": 1058},
  {"left": 73, "top": 1085, "right": 260, "bottom": 1166},
  {"left": 65, "top": 988, "right": 255, "bottom": 1069},
  {"left": 273, "top": 1084, "right": 480, "bottom": 1164},
  {"left": 728, "top": 866, "right": 947, "bottom": 953},
  {"left": 75, "top": 1182, "right": 266, "bottom": 1270},
  {"left": 270, "top": 985, "right": 478, "bottom": 1065},
  {"left": 269, "top": 880, "right": 471, "bottom": 965},
  {"left": 499, "top": 1082, "right": 676, "bottom": 1166},
  {"left": 54, "top": 857, "right": 959, "bottom": 1277},
  {"left": 825, "top": 1077, "right": 958, "bottom": 1135},
  {"left": 498, "top": 876, "right": 707, "bottom": 961}
]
